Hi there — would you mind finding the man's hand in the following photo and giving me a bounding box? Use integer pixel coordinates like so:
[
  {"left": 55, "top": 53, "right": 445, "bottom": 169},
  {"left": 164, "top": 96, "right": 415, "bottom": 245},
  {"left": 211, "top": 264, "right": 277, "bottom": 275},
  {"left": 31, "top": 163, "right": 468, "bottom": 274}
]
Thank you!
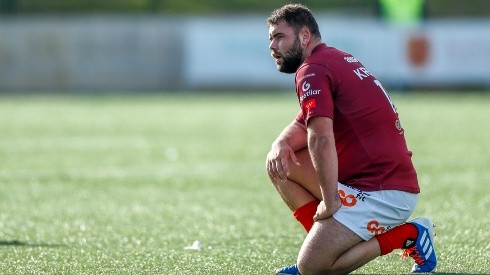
[
  {"left": 313, "top": 198, "right": 341, "bottom": 221},
  {"left": 266, "top": 142, "right": 300, "bottom": 182}
]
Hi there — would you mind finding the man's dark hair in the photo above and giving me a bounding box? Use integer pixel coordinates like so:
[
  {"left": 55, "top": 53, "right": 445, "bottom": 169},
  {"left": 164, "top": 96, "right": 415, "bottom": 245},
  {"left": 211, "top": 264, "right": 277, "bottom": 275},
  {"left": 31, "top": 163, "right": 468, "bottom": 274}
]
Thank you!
[{"left": 267, "top": 4, "right": 321, "bottom": 39}]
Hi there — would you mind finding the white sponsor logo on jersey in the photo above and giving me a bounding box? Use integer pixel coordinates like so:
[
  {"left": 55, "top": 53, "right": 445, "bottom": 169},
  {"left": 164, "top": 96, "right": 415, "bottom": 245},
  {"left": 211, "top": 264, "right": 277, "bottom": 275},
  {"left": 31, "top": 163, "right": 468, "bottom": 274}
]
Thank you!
[
  {"left": 344, "top": 56, "right": 359, "bottom": 63},
  {"left": 302, "top": 81, "right": 311, "bottom": 92},
  {"left": 298, "top": 73, "right": 315, "bottom": 82},
  {"left": 299, "top": 81, "right": 321, "bottom": 101}
]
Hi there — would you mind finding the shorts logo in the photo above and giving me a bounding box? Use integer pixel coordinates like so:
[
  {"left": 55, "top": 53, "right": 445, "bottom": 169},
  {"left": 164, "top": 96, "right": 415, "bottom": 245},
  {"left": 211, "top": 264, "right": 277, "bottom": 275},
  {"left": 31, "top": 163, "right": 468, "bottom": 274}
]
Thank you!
[
  {"left": 367, "top": 220, "right": 386, "bottom": 235},
  {"left": 338, "top": 189, "right": 357, "bottom": 207},
  {"left": 304, "top": 99, "right": 316, "bottom": 111}
]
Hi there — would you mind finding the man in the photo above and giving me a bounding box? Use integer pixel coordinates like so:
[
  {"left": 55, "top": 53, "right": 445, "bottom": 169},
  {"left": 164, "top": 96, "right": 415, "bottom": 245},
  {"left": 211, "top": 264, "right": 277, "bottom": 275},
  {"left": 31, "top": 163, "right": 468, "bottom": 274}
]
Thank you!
[{"left": 265, "top": 4, "right": 437, "bottom": 274}]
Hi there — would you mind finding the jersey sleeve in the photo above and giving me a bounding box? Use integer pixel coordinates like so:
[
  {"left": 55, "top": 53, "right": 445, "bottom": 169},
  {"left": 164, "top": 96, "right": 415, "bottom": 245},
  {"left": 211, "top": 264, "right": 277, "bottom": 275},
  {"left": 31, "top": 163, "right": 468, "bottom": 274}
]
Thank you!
[{"left": 295, "top": 63, "right": 335, "bottom": 125}]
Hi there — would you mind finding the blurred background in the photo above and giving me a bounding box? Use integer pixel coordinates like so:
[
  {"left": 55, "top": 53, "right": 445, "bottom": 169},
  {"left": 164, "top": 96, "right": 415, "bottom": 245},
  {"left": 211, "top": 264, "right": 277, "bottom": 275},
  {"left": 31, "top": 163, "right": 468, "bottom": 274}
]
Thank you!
[{"left": 1, "top": 0, "right": 489, "bottom": 93}]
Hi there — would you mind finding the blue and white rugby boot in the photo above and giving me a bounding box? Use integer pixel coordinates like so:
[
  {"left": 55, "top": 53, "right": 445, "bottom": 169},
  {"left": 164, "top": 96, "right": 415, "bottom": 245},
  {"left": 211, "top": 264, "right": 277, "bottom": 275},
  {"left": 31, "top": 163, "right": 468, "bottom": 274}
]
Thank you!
[
  {"left": 403, "top": 217, "right": 437, "bottom": 273},
  {"left": 276, "top": 264, "right": 300, "bottom": 275}
]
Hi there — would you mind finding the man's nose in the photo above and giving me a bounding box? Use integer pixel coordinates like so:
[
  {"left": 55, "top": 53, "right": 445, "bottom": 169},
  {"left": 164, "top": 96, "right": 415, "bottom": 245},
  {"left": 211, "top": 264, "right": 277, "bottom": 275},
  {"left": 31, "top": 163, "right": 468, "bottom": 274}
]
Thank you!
[{"left": 269, "top": 40, "right": 276, "bottom": 51}]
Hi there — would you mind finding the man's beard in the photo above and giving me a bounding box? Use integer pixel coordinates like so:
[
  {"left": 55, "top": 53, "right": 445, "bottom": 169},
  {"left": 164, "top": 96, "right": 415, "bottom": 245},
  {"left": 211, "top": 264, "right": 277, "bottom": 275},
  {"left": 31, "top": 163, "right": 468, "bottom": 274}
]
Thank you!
[{"left": 279, "top": 38, "right": 304, "bottom": 74}]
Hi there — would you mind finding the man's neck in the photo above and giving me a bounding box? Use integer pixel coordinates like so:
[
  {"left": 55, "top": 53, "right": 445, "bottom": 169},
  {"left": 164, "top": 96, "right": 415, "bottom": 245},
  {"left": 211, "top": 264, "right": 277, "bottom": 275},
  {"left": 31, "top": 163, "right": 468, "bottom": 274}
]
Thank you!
[{"left": 304, "top": 39, "right": 323, "bottom": 59}]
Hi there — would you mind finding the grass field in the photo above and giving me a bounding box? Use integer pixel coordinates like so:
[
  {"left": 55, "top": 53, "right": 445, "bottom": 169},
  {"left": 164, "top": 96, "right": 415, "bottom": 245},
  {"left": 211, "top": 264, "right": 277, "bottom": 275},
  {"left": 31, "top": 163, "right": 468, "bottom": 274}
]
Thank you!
[{"left": 0, "top": 92, "right": 489, "bottom": 274}]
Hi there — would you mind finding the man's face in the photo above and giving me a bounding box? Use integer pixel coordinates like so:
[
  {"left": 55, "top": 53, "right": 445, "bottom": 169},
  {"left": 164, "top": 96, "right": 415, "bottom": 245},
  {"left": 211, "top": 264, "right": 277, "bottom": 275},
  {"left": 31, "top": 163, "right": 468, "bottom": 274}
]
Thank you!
[{"left": 269, "top": 21, "right": 304, "bottom": 74}]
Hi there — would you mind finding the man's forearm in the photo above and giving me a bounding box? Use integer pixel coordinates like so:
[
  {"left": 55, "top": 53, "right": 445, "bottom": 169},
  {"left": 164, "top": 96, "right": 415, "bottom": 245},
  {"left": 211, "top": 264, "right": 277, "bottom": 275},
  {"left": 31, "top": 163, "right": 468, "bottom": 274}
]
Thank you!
[
  {"left": 272, "top": 120, "right": 308, "bottom": 151},
  {"left": 306, "top": 117, "right": 339, "bottom": 206},
  {"left": 308, "top": 133, "right": 338, "bottom": 204}
]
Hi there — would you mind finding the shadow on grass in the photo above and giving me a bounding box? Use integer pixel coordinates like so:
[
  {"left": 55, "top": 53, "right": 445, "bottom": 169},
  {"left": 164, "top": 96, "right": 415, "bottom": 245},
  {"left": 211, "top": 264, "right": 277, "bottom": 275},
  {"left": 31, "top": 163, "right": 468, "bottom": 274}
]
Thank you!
[{"left": 0, "top": 240, "right": 65, "bottom": 248}]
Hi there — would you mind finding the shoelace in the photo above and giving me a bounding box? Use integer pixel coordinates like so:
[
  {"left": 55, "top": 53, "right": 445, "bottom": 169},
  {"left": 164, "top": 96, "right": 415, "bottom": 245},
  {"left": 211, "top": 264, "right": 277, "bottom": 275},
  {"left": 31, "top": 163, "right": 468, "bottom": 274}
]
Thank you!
[{"left": 402, "top": 246, "right": 424, "bottom": 265}]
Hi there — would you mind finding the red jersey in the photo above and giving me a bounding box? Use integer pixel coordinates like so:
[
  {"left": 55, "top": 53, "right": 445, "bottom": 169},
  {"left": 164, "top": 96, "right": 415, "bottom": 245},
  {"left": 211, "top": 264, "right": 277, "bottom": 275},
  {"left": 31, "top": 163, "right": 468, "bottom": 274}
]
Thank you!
[{"left": 295, "top": 43, "right": 419, "bottom": 193}]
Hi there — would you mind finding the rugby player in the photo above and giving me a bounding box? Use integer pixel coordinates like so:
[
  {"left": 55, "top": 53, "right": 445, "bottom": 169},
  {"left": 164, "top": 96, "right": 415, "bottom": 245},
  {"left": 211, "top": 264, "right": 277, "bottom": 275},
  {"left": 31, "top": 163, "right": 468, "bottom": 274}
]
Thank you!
[{"left": 265, "top": 4, "right": 437, "bottom": 274}]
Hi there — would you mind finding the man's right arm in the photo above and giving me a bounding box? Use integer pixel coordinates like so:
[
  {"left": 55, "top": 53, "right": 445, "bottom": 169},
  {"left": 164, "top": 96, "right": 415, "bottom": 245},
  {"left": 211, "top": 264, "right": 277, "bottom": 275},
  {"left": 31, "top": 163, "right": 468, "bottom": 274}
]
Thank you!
[{"left": 266, "top": 119, "right": 308, "bottom": 182}]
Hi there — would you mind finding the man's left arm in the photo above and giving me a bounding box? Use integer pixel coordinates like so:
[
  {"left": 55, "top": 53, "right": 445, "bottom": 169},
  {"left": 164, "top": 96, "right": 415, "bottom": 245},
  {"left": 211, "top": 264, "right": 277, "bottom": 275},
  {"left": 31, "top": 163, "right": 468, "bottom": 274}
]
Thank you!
[{"left": 307, "top": 116, "right": 341, "bottom": 220}]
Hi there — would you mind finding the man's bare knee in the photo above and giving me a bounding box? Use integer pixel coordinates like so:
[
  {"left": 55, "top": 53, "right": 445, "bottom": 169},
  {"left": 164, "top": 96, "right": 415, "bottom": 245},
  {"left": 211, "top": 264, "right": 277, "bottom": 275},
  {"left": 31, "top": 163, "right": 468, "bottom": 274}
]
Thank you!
[
  {"left": 298, "top": 261, "right": 346, "bottom": 275},
  {"left": 297, "top": 239, "right": 337, "bottom": 275},
  {"left": 297, "top": 219, "right": 365, "bottom": 274},
  {"left": 265, "top": 164, "right": 283, "bottom": 187},
  {"left": 297, "top": 258, "right": 341, "bottom": 275}
]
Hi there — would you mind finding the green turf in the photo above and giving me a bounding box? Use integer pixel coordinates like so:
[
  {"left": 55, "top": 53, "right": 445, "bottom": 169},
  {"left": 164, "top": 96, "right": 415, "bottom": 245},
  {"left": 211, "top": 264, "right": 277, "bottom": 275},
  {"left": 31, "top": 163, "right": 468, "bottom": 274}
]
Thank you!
[{"left": 0, "top": 92, "right": 489, "bottom": 274}]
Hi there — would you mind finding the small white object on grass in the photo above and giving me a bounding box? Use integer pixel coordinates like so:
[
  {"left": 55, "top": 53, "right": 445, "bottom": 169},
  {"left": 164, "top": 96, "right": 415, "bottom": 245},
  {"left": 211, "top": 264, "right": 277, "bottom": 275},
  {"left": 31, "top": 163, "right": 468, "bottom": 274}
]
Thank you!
[
  {"left": 184, "top": 240, "right": 202, "bottom": 251},
  {"left": 165, "top": 147, "right": 179, "bottom": 161}
]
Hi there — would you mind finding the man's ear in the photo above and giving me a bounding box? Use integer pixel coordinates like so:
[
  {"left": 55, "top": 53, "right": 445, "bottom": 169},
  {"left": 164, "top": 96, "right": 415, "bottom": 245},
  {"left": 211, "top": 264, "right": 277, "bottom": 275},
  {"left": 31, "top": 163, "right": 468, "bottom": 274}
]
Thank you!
[{"left": 299, "top": 27, "right": 311, "bottom": 47}]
